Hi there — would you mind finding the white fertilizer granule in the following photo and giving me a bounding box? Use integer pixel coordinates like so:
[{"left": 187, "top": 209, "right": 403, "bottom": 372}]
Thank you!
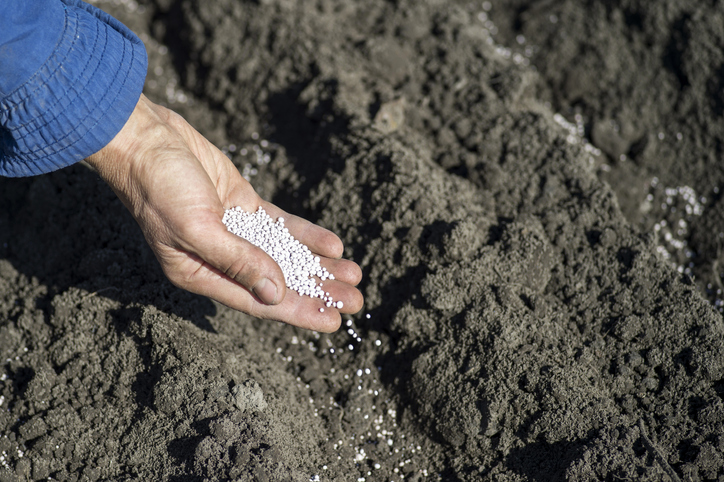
[{"left": 223, "top": 206, "right": 339, "bottom": 310}]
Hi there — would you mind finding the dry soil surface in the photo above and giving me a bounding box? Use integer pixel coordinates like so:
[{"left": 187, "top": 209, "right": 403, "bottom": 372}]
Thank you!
[{"left": 2, "top": 1, "right": 724, "bottom": 481}]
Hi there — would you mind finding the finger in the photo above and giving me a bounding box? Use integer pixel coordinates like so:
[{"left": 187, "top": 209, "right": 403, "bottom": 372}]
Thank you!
[
  {"left": 259, "top": 202, "right": 345, "bottom": 259},
  {"left": 310, "top": 278, "right": 365, "bottom": 315},
  {"left": 319, "top": 257, "right": 363, "bottom": 286},
  {"left": 180, "top": 218, "right": 288, "bottom": 305},
  {"left": 255, "top": 288, "right": 345, "bottom": 332},
  {"left": 162, "top": 244, "right": 362, "bottom": 330},
  {"left": 182, "top": 260, "right": 345, "bottom": 332},
  {"left": 185, "top": 233, "right": 363, "bottom": 317},
  {"left": 252, "top": 204, "right": 362, "bottom": 285},
  {"left": 169, "top": 255, "right": 257, "bottom": 314},
  {"left": 174, "top": 260, "right": 342, "bottom": 331}
]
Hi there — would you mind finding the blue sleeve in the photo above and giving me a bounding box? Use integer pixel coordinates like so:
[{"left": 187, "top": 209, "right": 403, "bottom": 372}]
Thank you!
[{"left": 0, "top": 0, "right": 148, "bottom": 177}]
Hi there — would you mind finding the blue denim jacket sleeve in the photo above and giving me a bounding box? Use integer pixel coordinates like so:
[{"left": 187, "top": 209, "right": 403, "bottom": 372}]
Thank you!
[{"left": 0, "top": 0, "right": 148, "bottom": 177}]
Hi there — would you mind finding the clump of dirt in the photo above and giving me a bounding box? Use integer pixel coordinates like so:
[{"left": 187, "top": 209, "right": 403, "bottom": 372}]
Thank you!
[
  {"left": 1, "top": 0, "right": 723, "bottom": 481},
  {"left": 488, "top": 0, "right": 724, "bottom": 312}
]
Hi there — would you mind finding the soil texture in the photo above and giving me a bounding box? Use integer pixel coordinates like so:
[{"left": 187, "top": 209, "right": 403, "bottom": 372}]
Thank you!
[{"left": 2, "top": 1, "right": 724, "bottom": 481}]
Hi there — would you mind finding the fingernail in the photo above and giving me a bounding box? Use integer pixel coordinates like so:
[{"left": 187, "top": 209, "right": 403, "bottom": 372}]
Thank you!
[{"left": 253, "top": 278, "right": 279, "bottom": 305}]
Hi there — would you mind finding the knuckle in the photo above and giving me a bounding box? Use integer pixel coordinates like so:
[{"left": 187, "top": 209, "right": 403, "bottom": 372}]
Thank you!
[
  {"left": 164, "top": 268, "right": 192, "bottom": 291},
  {"left": 221, "top": 256, "right": 258, "bottom": 286}
]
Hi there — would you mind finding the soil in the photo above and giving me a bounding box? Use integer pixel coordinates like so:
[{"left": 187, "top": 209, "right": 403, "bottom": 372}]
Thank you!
[{"left": 2, "top": 0, "right": 724, "bottom": 481}]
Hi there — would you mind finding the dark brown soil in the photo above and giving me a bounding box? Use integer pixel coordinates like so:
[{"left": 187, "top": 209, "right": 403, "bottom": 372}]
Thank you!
[{"left": 2, "top": 1, "right": 724, "bottom": 481}]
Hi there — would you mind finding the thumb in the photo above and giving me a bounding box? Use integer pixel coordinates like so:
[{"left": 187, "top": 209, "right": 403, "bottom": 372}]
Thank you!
[{"left": 186, "top": 220, "right": 287, "bottom": 305}]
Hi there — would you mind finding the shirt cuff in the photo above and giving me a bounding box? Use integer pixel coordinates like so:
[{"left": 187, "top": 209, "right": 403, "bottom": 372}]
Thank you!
[{"left": 0, "top": 0, "right": 148, "bottom": 177}]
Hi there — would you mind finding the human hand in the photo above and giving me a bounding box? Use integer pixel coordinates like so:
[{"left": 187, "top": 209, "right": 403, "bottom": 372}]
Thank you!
[{"left": 86, "top": 95, "right": 363, "bottom": 332}]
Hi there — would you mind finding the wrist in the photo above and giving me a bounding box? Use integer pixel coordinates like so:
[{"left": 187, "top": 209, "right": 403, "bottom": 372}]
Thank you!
[
  {"left": 86, "top": 95, "right": 170, "bottom": 211},
  {"left": 86, "top": 94, "right": 158, "bottom": 184}
]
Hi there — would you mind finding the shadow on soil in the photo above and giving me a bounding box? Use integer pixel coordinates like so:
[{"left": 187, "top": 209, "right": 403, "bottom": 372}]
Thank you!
[{"left": 0, "top": 168, "right": 218, "bottom": 334}]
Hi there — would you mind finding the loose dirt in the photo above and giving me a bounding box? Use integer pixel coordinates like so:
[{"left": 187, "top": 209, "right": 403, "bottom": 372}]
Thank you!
[{"left": 1, "top": 1, "right": 723, "bottom": 481}]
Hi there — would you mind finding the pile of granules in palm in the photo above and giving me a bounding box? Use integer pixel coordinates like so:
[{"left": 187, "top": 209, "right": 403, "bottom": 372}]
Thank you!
[{"left": 222, "top": 206, "right": 342, "bottom": 311}]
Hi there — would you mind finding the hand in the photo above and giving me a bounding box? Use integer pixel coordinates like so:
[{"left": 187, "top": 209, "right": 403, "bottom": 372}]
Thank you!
[{"left": 86, "top": 95, "right": 363, "bottom": 332}]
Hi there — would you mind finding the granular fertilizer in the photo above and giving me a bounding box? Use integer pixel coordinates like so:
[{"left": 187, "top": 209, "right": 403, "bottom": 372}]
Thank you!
[{"left": 222, "top": 206, "right": 341, "bottom": 310}]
